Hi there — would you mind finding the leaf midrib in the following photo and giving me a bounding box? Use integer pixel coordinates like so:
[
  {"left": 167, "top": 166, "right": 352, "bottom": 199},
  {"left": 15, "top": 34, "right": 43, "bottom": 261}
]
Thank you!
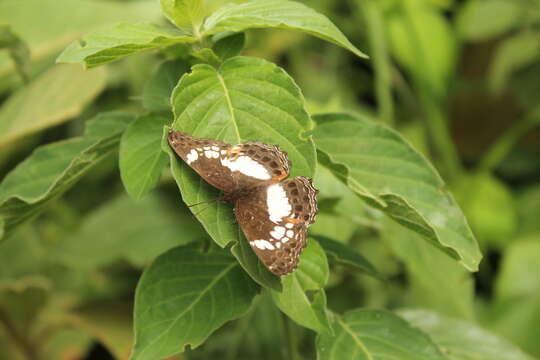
[{"left": 136, "top": 261, "right": 237, "bottom": 358}]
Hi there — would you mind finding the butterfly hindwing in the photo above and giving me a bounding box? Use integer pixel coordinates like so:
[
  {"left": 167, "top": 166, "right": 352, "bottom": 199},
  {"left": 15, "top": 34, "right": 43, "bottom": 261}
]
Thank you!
[{"left": 234, "top": 177, "right": 318, "bottom": 275}]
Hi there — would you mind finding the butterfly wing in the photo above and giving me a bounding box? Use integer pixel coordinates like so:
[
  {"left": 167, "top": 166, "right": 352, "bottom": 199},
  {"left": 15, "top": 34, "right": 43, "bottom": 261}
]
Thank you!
[
  {"left": 234, "top": 176, "right": 318, "bottom": 275},
  {"left": 168, "top": 131, "right": 291, "bottom": 193}
]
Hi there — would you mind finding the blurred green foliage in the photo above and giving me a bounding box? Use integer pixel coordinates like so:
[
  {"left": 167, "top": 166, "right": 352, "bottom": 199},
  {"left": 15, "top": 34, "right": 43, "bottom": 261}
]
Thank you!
[{"left": 0, "top": 0, "right": 539, "bottom": 359}]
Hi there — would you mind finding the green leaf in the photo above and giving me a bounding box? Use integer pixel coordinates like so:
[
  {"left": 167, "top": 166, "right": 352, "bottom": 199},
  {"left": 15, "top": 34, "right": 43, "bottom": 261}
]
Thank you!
[
  {"left": 0, "top": 112, "right": 134, "bottom": 241},
  {"left": 142, "top": 59, "right": 190, "bottom": 113},
  {"left": 489, "top": 30, "right": 540, "bottom": 93},
  {"left": 313, "top": 235, "right": 381, "bottom": 279},
  {"left": 120, "top": 114, "right": 170, "bottom": 200},
  {"left": 57, "top": 193, "right": 205, "bottom": 269},
  {"left": 0, "top": 25, "right": 31, "bottom": 82},
  {"left": 482, "top": 239, "right": 540, "bottom": 357},
  {"left": 131, "top": 244, "right": 259, "bottom": 360},
  {"left": 212, "top": 32, "right": 245, "bottom": 60},
  {"left": 0, "top": 0, "right": 162, "bottom": 81},
  {"left": 457, "top": 0, "right": 523, "bottom": 41},
  {"left": 201, "top": 0, "right": 367, "bottom": 58},
  {"left": 230, "top": 237, "right": 282, "bottom": 291},
  {"left": 453, "top": 172, "right": 516, "bottom": 249},
  {"left": 271, "top": 239, "right": 331, "bottom": 334},
  {"left": 317, "top": 309, "right": 447, "bottom": 360},
  {"left": 160, "top": 0, "right": 206, "bottom": 31},
  {"left": 387, "top": 3, "right": 457, "bottom": 97},
  {"left": 400, "top": 309, "right": 535, "bottom": 360},
  {"left": 169, "top": 56, "right": 316, "bottom": 247},
  {"left": 312, "top": 113, "right": 482, "bottom": 271},
  {"left": 56, "top": 22, "right": 196, "bottom": 69},
  {"left": 382, "top": 218, "right": 474, "bottom": 319},
  {"left": 0, "top": 64, "right": 106, "bottom": 148}
]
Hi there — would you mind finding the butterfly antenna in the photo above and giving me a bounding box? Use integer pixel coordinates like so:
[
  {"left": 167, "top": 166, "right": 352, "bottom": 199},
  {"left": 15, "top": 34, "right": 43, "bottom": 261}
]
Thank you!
[
  {"left": 187, "top": 199, "right": 218, "bottom": 208},
  {"left": 189, "top": 198, "right": 220, "bottom": 219}
]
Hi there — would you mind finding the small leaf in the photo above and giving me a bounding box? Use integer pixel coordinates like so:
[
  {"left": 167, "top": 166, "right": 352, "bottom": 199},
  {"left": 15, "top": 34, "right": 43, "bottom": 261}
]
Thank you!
[
  {"left": 168, "top": 56, "right": 316, "bottom": 249},
  {"left": 57, "top": 22, "right": 196, "bottom": 68},
  {"left": 143, "top": 59, "right": 190, "bottom": 113},
  {"left": 313, "top": 235, "right": 381, "bottom": 279},
  {"left": 489, "top": 30, "right": 540, "bottom": 93},
  {"left": 400, "top": 309, "right": 535, "bottom": 360},
  {"left": 57, "top": 193, "right": 205, "bottom": 269},
  {"left": 457, "top": 0, "right": 523, "bottom": 41},
  {"left": 212, "top": 32, "right": 245, "bottom": 60},
  {"left": 0, "top": 112, "right": 134, "bottom": 241},
  {"left": 271, "top": 239, "right": 332, "bottom": 334},
  {"left": 312, "top": 113, "right": 482, "bottom": 271},
  {"left": 0, "top": 64, "right": 107, "bottom": 148},
  {"left": 131, "top": 244, "right": 259, "bottom": 360},
  {"left": 202, "top": 0, "right": 367, "bottom": 58},
  {"left": 120, "top": 114, "right": 170, "bottom": 200},
  {"left": 160, "top": 0, "right": 206, "bottom": 31},
  {"left": 317, "top": 309, "right": 447, "bottom": 360}
]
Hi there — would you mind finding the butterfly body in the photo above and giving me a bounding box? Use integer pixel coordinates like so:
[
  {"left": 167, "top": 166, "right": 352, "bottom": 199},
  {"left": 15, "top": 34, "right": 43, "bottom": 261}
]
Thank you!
[{"left": 168, "top": 130, "right": 318, "bottom": 275}]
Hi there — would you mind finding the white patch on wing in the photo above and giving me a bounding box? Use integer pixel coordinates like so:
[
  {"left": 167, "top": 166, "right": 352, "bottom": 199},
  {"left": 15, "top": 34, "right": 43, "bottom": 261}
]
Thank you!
[
  {"left": 220, "top": 156, "right": 271, "bottom": 180},
  {"left": 274, "top": 226, "right": 286, "bottom": 235},
  {"left": 285, "top": 223, "right": 294, "bottom": 229},
  {"left": 286, "top": 230, "right": 294, "bottom": 237},
  {"left": 186, "top": 149, "right": 198, "bottom": 164},
  {"left": 281, "top": 237, "right": 289, "bottom": 243},
  {"left": 267, "top": 184, "right": 292, "bottom": 223},
  {"left": 270, "top": 231, "right": 281, "bottom": 240},
  {"left": 251, "top": 239, "right": 275, "bottom": 250}
]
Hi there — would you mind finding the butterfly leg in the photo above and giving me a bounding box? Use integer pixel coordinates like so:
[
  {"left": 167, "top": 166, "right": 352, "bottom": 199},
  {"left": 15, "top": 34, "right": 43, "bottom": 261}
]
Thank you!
[
  {"left": 284, "top": 216, "right": 303, "bottom": 224},
  {"left": 226, "top": 145, "right": 243, "bottom": 161},
  {"left": 271, "top": 169, "right": 288, "bottom": 182}
]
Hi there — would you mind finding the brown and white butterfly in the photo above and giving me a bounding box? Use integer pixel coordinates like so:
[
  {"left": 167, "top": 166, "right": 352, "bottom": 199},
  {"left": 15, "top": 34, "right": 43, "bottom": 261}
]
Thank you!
[{"left": 168, "top": 130, "right": 318, "bottom": 276}]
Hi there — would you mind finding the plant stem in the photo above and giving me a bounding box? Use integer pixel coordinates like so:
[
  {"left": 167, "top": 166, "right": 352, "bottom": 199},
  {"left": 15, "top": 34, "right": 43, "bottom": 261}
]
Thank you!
[
  {"left": 282, "top": 313, "right": 300, "bottom": 360},
  {"left": 479, "top": 112, "right": 540, "bottom": 172},
  {"left": 356, "top": 0, "right": 395, "bottom": 127},
  {"left": 0, "top": 307, "right": 39, "bottom": 360}
]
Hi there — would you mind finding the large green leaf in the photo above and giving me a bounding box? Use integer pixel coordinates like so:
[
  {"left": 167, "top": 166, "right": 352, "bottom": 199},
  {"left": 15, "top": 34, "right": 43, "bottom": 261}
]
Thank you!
[
  {"left": 57, "top": 22, "right": 196, "bottom": 69},
  {"left": 382, "top": 218, "right": 474, "bottom": 319},
  {"left": 57, "top": 193, "right": 205, "bottom": 269},
  {"left": 312, "top": 113, "right": 481, "bottom": 271},
  {"left": 119, "top": 114, "right": 170, "bottom": 200},
  {"left": 0, "top": 112, "right": 134, "bottom": 241},
  {"left": 271, "top": 239, "right": 331, "bottom": 334},
  {"left": 0, "top": 0, "right": 162, "bottom": 80},
  {"left": 317, "top": 309, "right": 446, "bottom": 360},
  {"left": 167, "top": 55, "right": 316, "bottom": 264},
  {"left": 0, "top": 64, "right": 106, "bottom": 148},
  {"left": 131, "top": 244, "right": 259, "bottom": 360},
  {"left": 400, "top": 309, "right": 535, "bottom": 360},
  {"left": 202, "top": 0, "right": 366, "bottom": 58}
]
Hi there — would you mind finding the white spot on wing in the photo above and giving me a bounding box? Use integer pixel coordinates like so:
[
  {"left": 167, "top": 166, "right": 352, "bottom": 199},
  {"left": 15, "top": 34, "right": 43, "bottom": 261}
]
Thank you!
[
  {"left": 274, "top": 226, "right": 285, "bottom": 235},
  {"left": 186, "top": 149, "right": 198, "bottom": 164},
  {"left": 270, "top": 231, "right": 281, "bottom": 240},
  {"left": 252, "top": 239, "right": 275, "bottom": 250},
  {"left": 286, "top": 230, "right": 294, "bottom": 237},
  {"left": 220, "top": 156, "right": 271, "bottom": 180},
  {"left": 267, "top": 184, "right": 291, "bottom": 223},
  {"left": 285, "top": 223, "right": 294, "bottom": 229},
  {"left": 281, "top": 237, "right": 289, "bottom": 243}
]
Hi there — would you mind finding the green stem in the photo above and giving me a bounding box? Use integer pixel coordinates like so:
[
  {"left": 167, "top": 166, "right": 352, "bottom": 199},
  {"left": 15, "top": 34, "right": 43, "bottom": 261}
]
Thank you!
[
  {"left": 282, "top": 313, "right": 300, "bottom": 360},
  {"left": 0, "top": 307, "right": 39, "bottom": 360},
  {"left": 401, "top": 0, "right": 462, "bottom": 179},
  {"left": 356, "top": 0, "right": 395, "bottom": 127},
  {"left": 478, "top": 113, "right": 540, "bottom": 172}
]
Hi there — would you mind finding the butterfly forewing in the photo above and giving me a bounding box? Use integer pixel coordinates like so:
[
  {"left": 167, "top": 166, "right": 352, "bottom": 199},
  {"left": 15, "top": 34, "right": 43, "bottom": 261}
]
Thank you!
[{"left": 168, "top": 131, "right": 290, "bottom": 192}]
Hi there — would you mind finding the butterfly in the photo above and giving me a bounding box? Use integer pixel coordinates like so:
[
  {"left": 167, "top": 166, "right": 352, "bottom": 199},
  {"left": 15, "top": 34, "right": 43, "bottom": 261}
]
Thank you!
[{"left": 168, "top": 130, "right": 318, "bottom": 276}]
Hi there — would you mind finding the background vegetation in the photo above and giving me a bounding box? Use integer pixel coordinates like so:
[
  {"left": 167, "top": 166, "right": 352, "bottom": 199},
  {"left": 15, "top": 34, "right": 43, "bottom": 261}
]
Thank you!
[{"left": 1, "top": 0, "right": 539, "bottom": 359}]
